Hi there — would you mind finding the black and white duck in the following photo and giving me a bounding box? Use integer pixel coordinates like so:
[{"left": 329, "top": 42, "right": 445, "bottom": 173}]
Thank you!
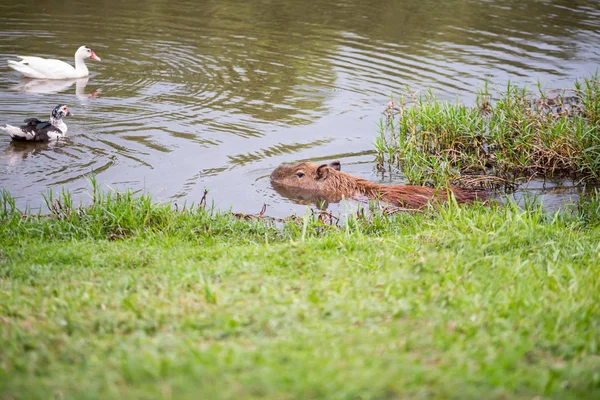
[{"left": 1, "top": 105, "right": 72, "bottom": 142}]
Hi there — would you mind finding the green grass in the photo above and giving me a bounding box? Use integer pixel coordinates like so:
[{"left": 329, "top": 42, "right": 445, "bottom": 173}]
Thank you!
[
  {"left": 376, "top": 75, "right": 600, "bottom": 188},
  {"left": 1, "top": 186, "right": 600, "bottom": 399}
]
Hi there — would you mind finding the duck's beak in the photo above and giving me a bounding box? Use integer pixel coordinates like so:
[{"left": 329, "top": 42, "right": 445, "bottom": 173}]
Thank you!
[
  {"left": 90, "top": 52, "right": 101, "bottom": 61},
  {"left": 66, "top": 110, "right": 73, "bottom": 116}
]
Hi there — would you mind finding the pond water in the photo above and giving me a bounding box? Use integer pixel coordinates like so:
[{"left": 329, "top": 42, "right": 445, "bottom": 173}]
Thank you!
[{"left": 1, "top": 0, "right": 599, "bottom": 217}]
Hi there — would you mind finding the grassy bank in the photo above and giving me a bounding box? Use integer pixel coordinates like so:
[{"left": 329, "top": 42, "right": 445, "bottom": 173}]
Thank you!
[
  {"left": 376, "top": 76, "right": 600, "bottom": 188},
  {"left": 1, "top": 187, "right": 600, "bottom": 399}
]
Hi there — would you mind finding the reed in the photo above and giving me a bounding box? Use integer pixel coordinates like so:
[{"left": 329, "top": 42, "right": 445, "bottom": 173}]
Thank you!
[{"left": 375, "top": 75, "right": 600, "bottom": 188}]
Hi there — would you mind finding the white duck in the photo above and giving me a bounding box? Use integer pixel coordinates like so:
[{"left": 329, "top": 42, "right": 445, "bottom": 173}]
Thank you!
[{"left": 7, "top": 46, "right": 101, "bottom": 79}]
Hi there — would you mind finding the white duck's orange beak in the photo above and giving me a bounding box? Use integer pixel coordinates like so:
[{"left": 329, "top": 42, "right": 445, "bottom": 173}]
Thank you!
[{"left": 90, "top": 51, "right": 101, "bottom": 61}]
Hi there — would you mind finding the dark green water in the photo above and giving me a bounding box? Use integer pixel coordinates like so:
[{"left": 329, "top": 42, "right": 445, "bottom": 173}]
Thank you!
[{"left": 1, "top": 0, "right": 599, "bottom": 216}]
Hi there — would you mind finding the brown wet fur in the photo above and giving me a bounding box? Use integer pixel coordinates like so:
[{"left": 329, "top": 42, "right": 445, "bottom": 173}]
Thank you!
[{"left": 270, "top": 161, "right": 486, "bottom": 209}]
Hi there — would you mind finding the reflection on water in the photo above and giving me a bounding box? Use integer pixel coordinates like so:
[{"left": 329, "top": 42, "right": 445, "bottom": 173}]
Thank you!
[
  {"left": 3, "top": 140, "right": 67, "bottom": 166},
  {"left": 12, "top": 77, "right": 100, "bottom": 101},
  {"left": 271, "top": 184, "right": 331, "bottom": 210},
  {"left": 1, "top": 0, "right": 599, "bottom": 217},
  {"left": 505, "top": 178, "right": 587, "bottom": 213}
]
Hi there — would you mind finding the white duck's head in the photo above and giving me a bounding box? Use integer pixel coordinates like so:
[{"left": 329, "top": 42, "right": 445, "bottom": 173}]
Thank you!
[{"left": 75, "top": 45, "right": 101, "bottom": 62}]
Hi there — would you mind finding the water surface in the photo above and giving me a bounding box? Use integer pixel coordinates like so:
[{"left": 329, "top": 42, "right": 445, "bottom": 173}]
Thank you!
[{"left": 1, "top": 0, "right": 599, "bottom": 216}]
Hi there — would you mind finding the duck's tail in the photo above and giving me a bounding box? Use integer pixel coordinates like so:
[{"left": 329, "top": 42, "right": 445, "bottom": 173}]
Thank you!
[
  {"left": 7, "top": 59, "right": 40, "bottom": 79},
  {"left": 7, "top": 60, "right": 26, "bottom": 73},
  {"left": 1, "top": 125, "right": 34, "bottom": 141}
]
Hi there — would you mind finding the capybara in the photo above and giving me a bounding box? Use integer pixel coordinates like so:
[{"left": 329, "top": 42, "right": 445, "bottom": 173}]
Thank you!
[{"left": 270, "top": 161, "right": 486, "bottom": 209}]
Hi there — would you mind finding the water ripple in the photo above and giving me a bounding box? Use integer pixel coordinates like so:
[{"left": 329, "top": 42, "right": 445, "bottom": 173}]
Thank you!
[{"left": 1, "top": 0, "right": 599, "bottom": 215}]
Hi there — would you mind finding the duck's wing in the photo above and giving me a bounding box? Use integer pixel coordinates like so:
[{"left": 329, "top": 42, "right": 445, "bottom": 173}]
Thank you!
[
  {"left": 15, "top": 119, "right": 62, "bottom": 142},
  {"left": 9, "top": 56, "right": 75, "bottom": 79},
  {"left": 23, "top": 117, "right": 44, "bottom": 129},
  {"left": 23, "top": 118, "right": 60, "bottom": 131}
]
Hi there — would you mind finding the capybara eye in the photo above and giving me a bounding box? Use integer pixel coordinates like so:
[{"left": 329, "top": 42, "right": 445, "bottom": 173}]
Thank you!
[{"left": 296, "top": 172, "right": 305, "bottom": 178}]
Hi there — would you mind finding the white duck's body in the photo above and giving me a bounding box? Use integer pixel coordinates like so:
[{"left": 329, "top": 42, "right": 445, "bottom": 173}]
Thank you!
[{"left": 7, "top": 46, "right": 101, "bottom": 80}]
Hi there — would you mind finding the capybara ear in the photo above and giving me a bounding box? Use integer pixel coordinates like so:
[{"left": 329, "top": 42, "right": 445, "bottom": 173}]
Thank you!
[
  {"left": 316, "top": 164, "right": 330, "bottom": 180},
  {"left": 329, "top": 160, "right": 341, "bottom": 171}
]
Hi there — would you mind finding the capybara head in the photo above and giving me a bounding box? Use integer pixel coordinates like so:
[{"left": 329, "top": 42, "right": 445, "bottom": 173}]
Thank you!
[{"left": 270, "top": 161, "right": 342, "bottom": 192}]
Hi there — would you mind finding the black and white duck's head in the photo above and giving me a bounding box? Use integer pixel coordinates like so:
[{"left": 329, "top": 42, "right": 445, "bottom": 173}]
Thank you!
[
  {"left": 51, "top": 104, "right": 73, "bottom": 120},
  {"left": 76, "top": 45, "right": 102, "bottom": 61}
]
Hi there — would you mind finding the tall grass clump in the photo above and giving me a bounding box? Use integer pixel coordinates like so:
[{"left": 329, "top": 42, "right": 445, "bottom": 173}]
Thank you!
[
  {"left": 0, "top": 179, "right": 422, "bottom": 246},
  {"left": 376, "top": 75, "right": 600, "bottom": 188},
  {"left": 0, "top": 178, "right": 291, "bottom": 245}
]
